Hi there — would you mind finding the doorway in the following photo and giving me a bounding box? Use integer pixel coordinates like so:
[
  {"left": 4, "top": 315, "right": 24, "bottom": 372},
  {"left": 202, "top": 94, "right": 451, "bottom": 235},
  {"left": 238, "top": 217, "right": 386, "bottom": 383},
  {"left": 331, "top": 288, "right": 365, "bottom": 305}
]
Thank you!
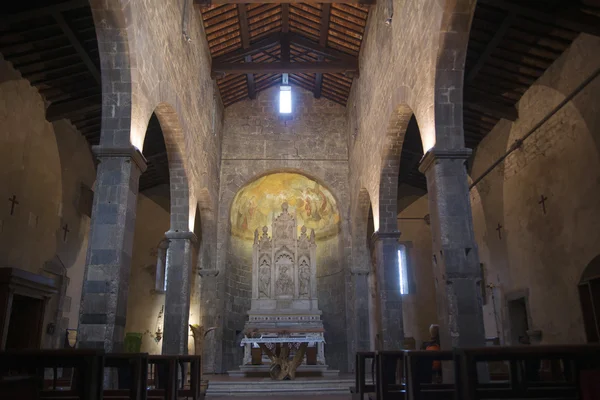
[
  {"left": 508, "top": 297, "right": 529, "bottom": 345},
  {"left": 578, "top": 255, "right": 600, "bottom": 343},
  {"left": 5, "top": 294, "right": 45, "bottom": 349}
]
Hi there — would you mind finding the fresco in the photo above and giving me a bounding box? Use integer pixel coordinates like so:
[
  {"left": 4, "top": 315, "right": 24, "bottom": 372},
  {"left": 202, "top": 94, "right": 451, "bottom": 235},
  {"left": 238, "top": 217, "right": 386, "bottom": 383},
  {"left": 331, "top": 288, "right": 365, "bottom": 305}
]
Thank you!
[{"left": 231, "top": 173, "right": 340, "bottom": 240}]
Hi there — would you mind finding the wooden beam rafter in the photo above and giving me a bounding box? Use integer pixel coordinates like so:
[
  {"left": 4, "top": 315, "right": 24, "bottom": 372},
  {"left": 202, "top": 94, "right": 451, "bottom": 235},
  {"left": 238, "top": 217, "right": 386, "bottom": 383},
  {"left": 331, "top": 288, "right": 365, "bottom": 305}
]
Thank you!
[
  {"left": 314, "top": 4, "right": 331, "bottom": 99},
  {"left": 288, "top": 33, "right": 357, "bottom": 64},
  {"left": 51, "top": 11, "right": 101, "bottom": 85},
  {"left": 237, "top": 4, "right": 256, "bottom": 99},
  {"left": 212, "top": 33, "right": 280, "bottom": 63},
  {"left": 197, "top": 0, "right": 375, "bottom": 5},
  {"left": 465, "top": 13, "right": 514, "bottom": 84},
  {"left": 212, "top": 61, "right": 358, "bottom": 77},
  {"left": 464, "top": 90, "right": 518, "bottom": 121},
  {"left": 0, "top": 0, "right": 89, "bottom": 24},
  {"left": 479, "top": 0, "right": 600, "bottom": 38},
  {"left": 46, "top": 96, "right": 101, "bottom": 122}
]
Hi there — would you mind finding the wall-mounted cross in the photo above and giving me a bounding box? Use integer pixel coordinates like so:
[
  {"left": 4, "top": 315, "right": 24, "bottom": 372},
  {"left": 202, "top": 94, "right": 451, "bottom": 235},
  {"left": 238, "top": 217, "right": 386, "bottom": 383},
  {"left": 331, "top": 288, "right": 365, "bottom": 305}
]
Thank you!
[
  {"left": 8, "top": 195, "right": 19, "bottom": 215},
  {"left": 62, "top": 223, "right": 70, "bottom": 242},
  {"left": 538, "top": 194, "right": 548, "bottom": 214},
  {"left": 496, "top": 223, "right": 503, "bottom": 240}
]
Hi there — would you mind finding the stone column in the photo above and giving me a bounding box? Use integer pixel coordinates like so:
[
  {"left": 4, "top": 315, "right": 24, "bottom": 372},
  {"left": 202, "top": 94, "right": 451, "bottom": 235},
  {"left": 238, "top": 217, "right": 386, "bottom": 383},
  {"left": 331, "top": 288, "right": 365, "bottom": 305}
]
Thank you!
[
  {"left": 419, "top": 148, "right": 485, "bottom": 348},
  {"left": 371, "top": 231, "right": 404, "bottom": 350},
  {"left": 78, "top": 145, "right": 147, "bottom": 352},
  {"left": 162, "top": 230, "right": 197, "bottom": 355},
  {"left": 351, "top": 268, "right": 371, "bottom": 351}
]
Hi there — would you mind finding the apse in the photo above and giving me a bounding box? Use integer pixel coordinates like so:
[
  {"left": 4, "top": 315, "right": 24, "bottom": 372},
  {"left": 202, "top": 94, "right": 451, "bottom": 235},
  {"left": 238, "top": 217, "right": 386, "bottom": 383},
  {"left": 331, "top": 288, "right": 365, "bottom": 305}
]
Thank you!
[{"left": 224, "top": 172, "right": 347, "bottom": 371}]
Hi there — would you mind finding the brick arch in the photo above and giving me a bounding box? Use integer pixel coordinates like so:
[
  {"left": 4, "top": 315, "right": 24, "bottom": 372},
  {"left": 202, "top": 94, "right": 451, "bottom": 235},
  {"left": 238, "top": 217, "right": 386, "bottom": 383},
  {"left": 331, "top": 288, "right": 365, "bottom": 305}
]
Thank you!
[
  {"left": 378, "top": 104, "right": 415, "bottom": 233},
  {"left": 89, "top": 0, "right": 138, "bottom": 148},
  {"left": 152, "top": 102, "right": 191, "bottom": 232},
  {"left": 433, "top": 0, "right": 478, "bottom": 148}
]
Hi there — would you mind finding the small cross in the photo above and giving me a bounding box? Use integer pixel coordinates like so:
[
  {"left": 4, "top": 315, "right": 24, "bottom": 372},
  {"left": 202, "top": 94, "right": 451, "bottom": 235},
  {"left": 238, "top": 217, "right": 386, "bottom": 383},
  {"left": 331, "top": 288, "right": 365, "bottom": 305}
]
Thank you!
[
  {"left": 62, "top": 224, "right": 70, "bottom": 242},
  {"left": 8, "top": 195, "right": 18, "bottom": 215},
  {"left": 538, "top": 194, "right": 548, "bottom": 214},
  {"left": 496, "top": 223, "right": 503, "bottom": 240}
]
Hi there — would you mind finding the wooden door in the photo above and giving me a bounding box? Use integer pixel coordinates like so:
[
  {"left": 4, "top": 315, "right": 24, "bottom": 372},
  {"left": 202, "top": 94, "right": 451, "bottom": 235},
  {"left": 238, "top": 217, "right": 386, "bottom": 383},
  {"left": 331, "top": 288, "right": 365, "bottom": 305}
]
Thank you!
[
  {"left": 5, "top": 294, "right": 45, "bottom": 349},
  {"left": 579, "top": 279, "right": 600, "bottom": 343}
]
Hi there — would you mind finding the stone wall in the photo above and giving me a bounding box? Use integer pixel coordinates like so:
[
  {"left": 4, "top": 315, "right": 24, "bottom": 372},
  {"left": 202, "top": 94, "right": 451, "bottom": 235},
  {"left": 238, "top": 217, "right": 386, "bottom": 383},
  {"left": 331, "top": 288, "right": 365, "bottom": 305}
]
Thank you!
[
  {"left": 0, "top": 57, "right": 96, "bottom": 347},
  {"left": 470, "top": 33, "right": 600, "bottom": 345},
  {"left": 125, "top": 188, "right": 170, "bottom": 354},
  {"left": 213, "top": 86, "right": 351, "bottom": 372}
]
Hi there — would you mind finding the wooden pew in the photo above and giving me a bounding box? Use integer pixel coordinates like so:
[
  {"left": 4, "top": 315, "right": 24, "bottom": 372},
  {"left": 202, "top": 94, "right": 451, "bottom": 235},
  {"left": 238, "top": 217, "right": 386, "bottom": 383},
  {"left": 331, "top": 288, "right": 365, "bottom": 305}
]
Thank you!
[
  {"left": 375, "top": 351, "right": 406, "bottom": 400},
  {"left": 104, "top": 353, "right": 149, "bottom": 400},
  {"left": 351, "top": 351, "right": 375, "bottom": 399},
  {"left": 147, "top": 355, "right": 203, "bottom": 400},
  {"left": 455, "top": 345, "right": 600, "bottom": 400},
  {"left": 405, "top": 350, "right": 454, "bottom": 400},
  {"left": 0, "top": 349, "right": 104, "bottom": 400}
]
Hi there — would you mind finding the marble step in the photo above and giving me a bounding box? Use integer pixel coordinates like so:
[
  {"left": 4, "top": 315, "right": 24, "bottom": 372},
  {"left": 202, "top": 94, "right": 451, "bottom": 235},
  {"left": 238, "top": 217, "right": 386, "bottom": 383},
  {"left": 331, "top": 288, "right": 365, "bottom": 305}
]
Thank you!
[{"left": 206, "top": 378, "right": 354, "bottom": 396}]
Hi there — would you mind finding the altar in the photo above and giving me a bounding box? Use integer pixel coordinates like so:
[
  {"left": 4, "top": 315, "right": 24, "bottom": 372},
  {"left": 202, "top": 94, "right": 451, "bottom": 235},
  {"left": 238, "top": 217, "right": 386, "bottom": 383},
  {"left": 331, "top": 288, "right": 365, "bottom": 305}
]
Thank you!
[{"left": 232, "top": 203, "right": 337, "bottom": 379}]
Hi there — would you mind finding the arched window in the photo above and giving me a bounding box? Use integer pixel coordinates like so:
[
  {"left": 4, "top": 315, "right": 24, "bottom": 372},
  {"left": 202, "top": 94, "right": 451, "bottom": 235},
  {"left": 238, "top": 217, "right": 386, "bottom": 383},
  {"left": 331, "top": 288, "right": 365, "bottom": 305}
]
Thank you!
[{"left": 155, "top": 238, "right": 169, "bottom": 293}]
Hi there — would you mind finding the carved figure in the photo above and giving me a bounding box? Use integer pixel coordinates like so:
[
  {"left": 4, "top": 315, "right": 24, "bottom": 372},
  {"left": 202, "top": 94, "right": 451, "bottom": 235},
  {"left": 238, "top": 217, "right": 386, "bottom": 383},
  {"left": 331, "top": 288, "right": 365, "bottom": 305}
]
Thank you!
[
  {"left": 259, "top": 262, "right": 271, "bottom": 298},
  {"left": 299, "top": 262, "right": 310, "bottom": 297},
  {"left": 254, "top": 228, "right": 259, "bottom": 244},
  {"left": 276, "top": 266, "right": 294, "bottom": 295}
]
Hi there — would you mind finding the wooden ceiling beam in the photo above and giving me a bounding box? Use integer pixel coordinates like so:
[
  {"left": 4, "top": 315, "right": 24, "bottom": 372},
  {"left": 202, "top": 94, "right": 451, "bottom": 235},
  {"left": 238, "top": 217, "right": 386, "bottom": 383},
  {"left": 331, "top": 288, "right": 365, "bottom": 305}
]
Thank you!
[
  {"left": 46, "top": 96, "right": 101, "bottom": 122},
  {"left": 464, "top": 90, "right": 518, "bottom": 122},
  {"left": 237, "top": 4, "right": 256, "bottom": 99},
  {"left": 288, "top": 33, "right": 357, "bottom": 64},
  {"left": 212, "top": 33, "right": 280, "bottom": 63},
  {"left": 197, "top": 0, "right": 375, "bottom": 5},
  {"left": 465, "top": 13, "right": 513, "bottom": 84},
  {"left": 0, "top": 0, "right": 88, "bottom": 24},
  {"left": 479, "top": 0, "right": 600, "bottom": 38},
  {"left": 212, "top": 61, "right": 358, "bottom": 77},
  {"left": 314, "top": 4, "right": 331, "bottom": 99},
  {"left": 52, "top": 11, "right": 101, "bottom": 85},
  {"left": 282, "top": 4, "right": 290, "bottom": 33}
]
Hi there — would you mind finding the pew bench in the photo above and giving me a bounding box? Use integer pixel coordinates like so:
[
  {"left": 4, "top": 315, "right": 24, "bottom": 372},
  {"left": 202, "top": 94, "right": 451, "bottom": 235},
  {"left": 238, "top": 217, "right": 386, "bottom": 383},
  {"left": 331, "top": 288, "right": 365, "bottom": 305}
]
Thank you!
[
  {"left": 351, "top": 351, "right": 376, "bottom": 400},
  {"left": 455, "top": 345, "right": 600, "bottom": 400}
]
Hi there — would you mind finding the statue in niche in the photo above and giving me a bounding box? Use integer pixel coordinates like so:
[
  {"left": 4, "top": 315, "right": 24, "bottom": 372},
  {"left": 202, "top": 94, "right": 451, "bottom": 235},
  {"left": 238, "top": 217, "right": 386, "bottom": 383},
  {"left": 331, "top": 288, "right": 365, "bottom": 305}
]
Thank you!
[
  {"left": 259, "top": 261, "right": 271, "bottom": 298},
  {"left": 276, "top": 265, "right": 294, "bottom": 296},
  {"left": 299, "top": 261, "right": 310, "bottom": 297}
]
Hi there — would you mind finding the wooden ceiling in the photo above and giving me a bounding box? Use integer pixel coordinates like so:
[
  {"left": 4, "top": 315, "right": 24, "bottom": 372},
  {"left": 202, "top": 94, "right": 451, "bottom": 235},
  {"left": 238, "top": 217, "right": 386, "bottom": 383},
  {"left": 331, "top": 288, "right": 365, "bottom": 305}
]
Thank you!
[{"left": 197, "top": 2, "right": 370, "bottom": 106}]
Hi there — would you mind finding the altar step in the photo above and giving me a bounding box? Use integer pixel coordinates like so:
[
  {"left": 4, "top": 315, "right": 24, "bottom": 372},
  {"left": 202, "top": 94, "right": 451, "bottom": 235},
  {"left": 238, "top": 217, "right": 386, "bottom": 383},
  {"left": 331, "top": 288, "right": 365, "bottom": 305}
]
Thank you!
[
  {"left": 206, "top": 377, "right": 354, "bottom": 396},
  {"left": 228, "top": 364, "right": 340, "bottom": 378}
]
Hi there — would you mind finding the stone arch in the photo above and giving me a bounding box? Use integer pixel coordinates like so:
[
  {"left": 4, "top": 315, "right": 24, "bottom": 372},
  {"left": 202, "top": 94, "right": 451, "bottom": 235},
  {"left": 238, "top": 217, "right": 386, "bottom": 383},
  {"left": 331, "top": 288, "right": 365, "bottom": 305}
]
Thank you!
[
  {"left": 378, "top": 104, "right": 415, "bottom": 233},
  {"left": 151, "top": 102, "right": 191, "bottom": 232},
  {"left": 89, "top": 0, "right": 137, "bottom": 148},
  {"left": 353, "top": 187, "right": 375, "bottom": 270},
  {"left": 433, "top": 0, "right": 478, "bottom": 148}
]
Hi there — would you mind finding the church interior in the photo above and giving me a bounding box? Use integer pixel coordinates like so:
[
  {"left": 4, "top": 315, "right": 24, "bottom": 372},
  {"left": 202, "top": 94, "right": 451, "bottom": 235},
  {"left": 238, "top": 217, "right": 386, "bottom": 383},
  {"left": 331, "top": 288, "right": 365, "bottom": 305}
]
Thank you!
[{"left": 1, "top": 0, "right": 600, "bottom": 398}]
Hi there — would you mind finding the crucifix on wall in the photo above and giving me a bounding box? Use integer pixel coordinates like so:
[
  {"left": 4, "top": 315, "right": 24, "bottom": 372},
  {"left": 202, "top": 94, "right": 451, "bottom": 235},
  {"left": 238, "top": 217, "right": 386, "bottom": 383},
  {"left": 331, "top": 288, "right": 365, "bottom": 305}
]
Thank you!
[
  {"left": 496, "top": 223, "right": 503, "bottom": 240},
  {"left": 538, "top": 194, "right": 548, "bottom": 214},
  {"left": 8, "top": 195, "right": 18, "bottom": 215},
  {"left": 62, "top": 224, "right": 70, "bottom": 242}
]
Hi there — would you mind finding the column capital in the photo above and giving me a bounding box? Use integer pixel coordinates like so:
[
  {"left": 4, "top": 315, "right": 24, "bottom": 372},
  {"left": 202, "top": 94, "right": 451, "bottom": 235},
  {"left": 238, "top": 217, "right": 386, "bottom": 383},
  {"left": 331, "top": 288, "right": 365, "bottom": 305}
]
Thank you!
[
  {"left": 371, "top": 230, "right": 401, "bottom": 245},
  {"left": 165, "top": 230, "right": 197, "bottom": 243},
  {"left": 418, "top": 147, "right": 472, "bottom": 174},
  {"left": 92, "top": 145, "right": 148, "bottom": 173}
]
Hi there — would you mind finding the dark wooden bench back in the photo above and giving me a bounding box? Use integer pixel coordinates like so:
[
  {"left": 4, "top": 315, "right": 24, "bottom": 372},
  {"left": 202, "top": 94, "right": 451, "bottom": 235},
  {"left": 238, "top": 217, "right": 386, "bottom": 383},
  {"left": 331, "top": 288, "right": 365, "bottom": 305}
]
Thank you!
[
  {"left": 352, "top": 351, "right": 375, "bottom": 399},
  {"left": 375, "top": 351, "right": 407, "bottom": 400},
  {"left": 455, "top": 345, "right": 600, "bottom": 400},
  {"left": 405, "top": 350, "right": 454, "bottom": 400},
  {"left": 0, "top": 349, "right": 104, "bottom": 400}
]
